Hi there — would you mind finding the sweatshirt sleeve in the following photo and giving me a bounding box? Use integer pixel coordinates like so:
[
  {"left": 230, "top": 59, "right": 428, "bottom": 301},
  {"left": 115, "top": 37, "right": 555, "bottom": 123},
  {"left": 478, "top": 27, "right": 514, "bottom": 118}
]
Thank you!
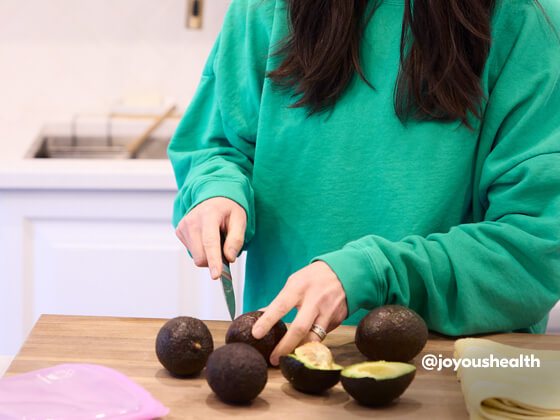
[
  {"left": 168, "top": 0, "right": 273, "bottom": 245},
  {"left": 314, "top": 1, "right": 560, "bottom": 335}
]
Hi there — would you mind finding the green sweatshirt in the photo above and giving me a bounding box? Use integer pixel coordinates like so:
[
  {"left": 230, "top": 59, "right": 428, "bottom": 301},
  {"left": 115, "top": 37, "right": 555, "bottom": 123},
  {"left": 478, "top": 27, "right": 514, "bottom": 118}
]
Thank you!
[{"left": 168, "top": 0, "right": 560, "bottom": 335}]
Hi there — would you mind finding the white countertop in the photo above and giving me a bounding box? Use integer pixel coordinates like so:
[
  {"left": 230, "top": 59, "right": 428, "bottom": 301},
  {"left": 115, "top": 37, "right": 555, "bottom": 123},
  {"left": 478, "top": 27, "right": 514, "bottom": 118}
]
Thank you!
[
  {"left": 0, "top": 159, "right": 176, "bottom": 190},
  {"left": 0, "top": 118, "right": 177, "bottom": 191}
]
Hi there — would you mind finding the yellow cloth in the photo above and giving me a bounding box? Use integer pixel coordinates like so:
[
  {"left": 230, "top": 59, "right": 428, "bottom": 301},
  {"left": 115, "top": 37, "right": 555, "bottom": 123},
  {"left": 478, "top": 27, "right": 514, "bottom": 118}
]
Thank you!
[{"left": 454, "top": 338, "right": 560, "bottom": 420}]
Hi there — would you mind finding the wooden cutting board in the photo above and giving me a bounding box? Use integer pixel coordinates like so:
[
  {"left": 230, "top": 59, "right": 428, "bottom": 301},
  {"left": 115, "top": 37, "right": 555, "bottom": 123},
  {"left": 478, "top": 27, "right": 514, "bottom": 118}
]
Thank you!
[{"left": 5, "top": 314, "right": 560, "bottom": 419}]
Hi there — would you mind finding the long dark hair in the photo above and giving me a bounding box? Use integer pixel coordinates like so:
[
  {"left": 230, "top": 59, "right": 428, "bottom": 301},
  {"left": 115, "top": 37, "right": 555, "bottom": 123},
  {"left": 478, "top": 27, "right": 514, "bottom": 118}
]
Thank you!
[{"left": 268, "top": 0, "right": 497, "bottom": 128}]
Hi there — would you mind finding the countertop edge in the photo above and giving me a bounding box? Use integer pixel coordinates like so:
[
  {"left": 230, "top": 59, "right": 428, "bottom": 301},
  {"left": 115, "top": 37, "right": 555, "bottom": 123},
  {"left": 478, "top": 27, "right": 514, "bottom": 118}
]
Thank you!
[{"left": 0, "top": 159, "right": 178, "bottom": 191}]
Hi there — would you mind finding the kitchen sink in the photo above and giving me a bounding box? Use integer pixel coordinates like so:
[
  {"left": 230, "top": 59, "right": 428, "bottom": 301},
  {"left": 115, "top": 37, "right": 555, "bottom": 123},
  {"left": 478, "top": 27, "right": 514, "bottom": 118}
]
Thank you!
[
  {"left": 27, "top": 135, "right": 170, "bottom": 159},
  {"left": 27, "top": 115, "right": 179, "bottom": 160}
]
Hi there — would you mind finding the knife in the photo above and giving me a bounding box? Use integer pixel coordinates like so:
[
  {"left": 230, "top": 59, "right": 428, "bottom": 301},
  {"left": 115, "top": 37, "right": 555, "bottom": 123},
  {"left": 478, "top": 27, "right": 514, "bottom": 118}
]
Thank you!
[{"left": 220, "top": 235, "right": 236, "bottom": 320}]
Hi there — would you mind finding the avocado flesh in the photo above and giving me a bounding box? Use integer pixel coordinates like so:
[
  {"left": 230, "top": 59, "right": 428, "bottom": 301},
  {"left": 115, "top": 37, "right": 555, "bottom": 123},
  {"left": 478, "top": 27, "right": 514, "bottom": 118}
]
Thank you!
[
  {"left": 280, "top": 355, "right": 342, "bottom": 394},
  {"left": 342, "top": 361, "right": 415, "bottom": 379},
  {"left": 341, "top": 361, "right": 416, "bottom": 406},
  {"left": 279, "top": 342, "right": 342, "bottom": 394},
  {"left": 294, "top": 341, "right": 342, "bottom": 370},
  {"left": 288, "top": 354, "right": 343, "bottom": 371}
]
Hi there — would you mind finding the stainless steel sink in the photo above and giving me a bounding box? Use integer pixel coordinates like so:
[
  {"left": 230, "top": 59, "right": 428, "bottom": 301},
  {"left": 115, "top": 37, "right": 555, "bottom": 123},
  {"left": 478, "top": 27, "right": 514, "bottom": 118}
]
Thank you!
[{"left": 27, "top": 135, "right": 170, "bottom": 159}]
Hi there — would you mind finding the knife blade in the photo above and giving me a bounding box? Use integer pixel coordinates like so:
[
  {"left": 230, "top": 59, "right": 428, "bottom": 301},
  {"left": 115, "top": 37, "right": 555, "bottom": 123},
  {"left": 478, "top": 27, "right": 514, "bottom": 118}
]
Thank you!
[{"left": 220, "top": 236, "right": 236, "bottom": 320}]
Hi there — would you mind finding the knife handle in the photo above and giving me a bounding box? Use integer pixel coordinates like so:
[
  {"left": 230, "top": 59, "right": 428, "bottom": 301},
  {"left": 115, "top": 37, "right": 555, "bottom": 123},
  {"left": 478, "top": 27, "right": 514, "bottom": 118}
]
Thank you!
[{"left": 220, "top": 232, "right": 229, "bottom": 266}]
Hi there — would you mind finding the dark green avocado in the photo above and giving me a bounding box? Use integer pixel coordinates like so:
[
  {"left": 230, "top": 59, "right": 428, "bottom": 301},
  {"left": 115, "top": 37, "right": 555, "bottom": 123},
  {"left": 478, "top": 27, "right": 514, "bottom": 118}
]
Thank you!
[
  {"left": 355, "top": 305, "right": 428, "bottom": 362},
  {"left": 155, "top": 316, "right": 213, "bottom": 376},
  {"left": 205, "top": 343, "right": 268, "bottom": 404},
  {"left": 279, "top": 342, "right": 342, "bottom": 394},
  {"left": 341, "top": 361, "right": 416, "bottom": 406},
  {"left": 225, "top": 310, "right": 287, "bottom": 364}
]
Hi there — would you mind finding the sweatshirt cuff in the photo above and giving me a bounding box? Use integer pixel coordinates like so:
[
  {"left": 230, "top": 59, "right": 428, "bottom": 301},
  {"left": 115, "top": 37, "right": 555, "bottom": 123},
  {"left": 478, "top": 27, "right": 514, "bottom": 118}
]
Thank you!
[
  {"left": 311, "top": 244, "right": 386, "bottom": 317},
  {"left": 185, "top": 178, "right": 255, "bottom": 243}
]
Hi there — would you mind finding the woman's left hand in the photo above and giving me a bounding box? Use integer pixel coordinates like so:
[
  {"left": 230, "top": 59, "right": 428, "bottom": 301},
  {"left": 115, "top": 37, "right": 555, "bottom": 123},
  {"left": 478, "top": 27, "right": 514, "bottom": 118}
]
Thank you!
[{"left": 251, "top": 261, "right": 348, "bottom": 366}]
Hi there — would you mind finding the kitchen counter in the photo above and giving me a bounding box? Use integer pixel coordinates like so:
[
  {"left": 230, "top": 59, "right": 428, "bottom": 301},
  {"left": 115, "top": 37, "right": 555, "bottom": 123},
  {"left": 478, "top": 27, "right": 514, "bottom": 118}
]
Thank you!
[
  {"left": 0, "top": 158, "right": 175, "bottom": 190},
  {"left": 6, "top": 315, "right": 560, "bottom": 419},
  {"left": 0, "top": 118, "right": 178, "bottom": 191}
]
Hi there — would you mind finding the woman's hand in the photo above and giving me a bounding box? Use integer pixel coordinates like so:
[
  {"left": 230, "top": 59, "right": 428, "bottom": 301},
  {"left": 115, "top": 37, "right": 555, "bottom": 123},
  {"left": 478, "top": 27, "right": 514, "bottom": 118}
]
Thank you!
[
  {"left": 175, "top": 197, "right": 247, "bottom": 279},
  {"left": 251, "top": 261, "right": 348, "bottom": 365}
]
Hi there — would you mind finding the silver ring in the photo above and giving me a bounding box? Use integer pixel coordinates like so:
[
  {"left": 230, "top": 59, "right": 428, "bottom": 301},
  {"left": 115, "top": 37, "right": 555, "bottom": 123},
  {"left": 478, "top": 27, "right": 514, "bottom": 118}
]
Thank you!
[{"left": 310, "top": 323, "right": 327, "bottom": 341}]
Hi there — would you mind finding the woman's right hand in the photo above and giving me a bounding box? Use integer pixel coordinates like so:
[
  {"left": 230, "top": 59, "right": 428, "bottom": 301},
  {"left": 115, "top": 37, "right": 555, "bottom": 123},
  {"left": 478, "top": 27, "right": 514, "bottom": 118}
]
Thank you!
[{"left": 175, "top": 197, "right": 247, "bottom": 280}]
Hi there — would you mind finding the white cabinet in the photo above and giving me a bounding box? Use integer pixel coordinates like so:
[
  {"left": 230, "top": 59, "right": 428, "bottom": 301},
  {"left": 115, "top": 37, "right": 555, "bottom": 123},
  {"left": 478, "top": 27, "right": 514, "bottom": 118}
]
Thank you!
[{"left": 0, "top": 187, "right": 245, "bottom": 355}]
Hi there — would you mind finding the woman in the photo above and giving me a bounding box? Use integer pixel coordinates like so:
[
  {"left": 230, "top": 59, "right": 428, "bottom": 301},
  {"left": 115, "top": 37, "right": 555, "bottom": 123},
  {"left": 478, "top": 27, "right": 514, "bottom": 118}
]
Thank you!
[{"left": 169, "top": 0, "right": 560, "bottom": 365}]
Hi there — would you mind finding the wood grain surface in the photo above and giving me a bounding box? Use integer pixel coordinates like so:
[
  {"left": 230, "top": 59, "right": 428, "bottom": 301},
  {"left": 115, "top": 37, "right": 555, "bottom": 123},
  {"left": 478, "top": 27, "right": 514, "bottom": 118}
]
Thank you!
[{"left": 6, "top": 315, "right": 560, "bottom": 419}]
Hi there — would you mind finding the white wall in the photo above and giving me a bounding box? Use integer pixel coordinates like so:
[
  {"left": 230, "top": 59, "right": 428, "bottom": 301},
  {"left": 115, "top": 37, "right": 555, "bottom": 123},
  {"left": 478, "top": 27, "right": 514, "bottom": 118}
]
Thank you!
[
  {"left": 0, "top": 0, "right": 233, "bottom": 363},
  {"left": 0, "top": 0, "right": 231, "bottom": 159}
]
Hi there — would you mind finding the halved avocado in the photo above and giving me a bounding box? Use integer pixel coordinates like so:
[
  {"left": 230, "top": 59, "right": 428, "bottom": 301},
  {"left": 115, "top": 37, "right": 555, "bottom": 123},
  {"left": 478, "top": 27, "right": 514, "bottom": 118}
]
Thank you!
[
  {"left": 279, "top": 342, "right": 343, "bottom": 394},
  {"left": 341, "top": 361, "right": 416, "bottom": 406}
]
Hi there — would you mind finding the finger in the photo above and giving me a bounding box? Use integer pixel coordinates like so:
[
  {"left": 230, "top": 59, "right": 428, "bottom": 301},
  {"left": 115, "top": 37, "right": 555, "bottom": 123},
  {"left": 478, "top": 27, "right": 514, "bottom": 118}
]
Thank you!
[
  {"left": 252, "top": 290, "right": 299, "bottom": 340},
  {"left": 177, "top": 219, "right": 207, "bottom": 267},
  {"left": 201, "top": 221, "right": 222, "bottom": 280},
  {"left": 300, "top": 314, "right": 330, "bottom": 346},
  {"left": 175, "top": 224, "right": 187, "bottom": 246},
  {"left": 301, "top": 331, "right": 322, "bottom": 345},
  {"left": 269, "top": 304, "right": 318, "bottom": 366},
  {"left": 224, "top": 207, "right": 246, "bottom": 262}
]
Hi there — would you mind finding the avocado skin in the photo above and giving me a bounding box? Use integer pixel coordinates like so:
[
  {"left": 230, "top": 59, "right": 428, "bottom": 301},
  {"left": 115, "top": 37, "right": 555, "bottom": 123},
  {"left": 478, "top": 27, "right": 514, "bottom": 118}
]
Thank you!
[
  {"left": 355, "top": 305, "right": 428, "bottom": 362},
  {"left": 279, "top": 355, "right": 341, "bottom": 394},
  {"left": 341, "top": 369, "right": 416, "bottom": 406},
  {"left": 155, "top": 316, "right": 213, "bottom": 376},
  {"left": 206, "top": 343, "right": 268, "bottom": 404},
  {"left": 225, "top": 311, "right": 287, "bottom": 364}
]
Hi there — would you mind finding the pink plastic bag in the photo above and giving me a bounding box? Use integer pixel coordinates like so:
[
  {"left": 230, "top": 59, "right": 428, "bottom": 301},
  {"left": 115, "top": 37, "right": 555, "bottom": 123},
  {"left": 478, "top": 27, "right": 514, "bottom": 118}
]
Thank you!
[{"left": 0, "top": 363, "right": 169, "bottom": 419}]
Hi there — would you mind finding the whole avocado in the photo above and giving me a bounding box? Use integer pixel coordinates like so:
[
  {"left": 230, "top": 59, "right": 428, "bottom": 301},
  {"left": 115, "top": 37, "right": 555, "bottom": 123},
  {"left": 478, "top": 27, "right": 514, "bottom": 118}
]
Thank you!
[
  {"left": 225, "top": 311, "right": 287, "bottom": 363},
  {"left": 206, "top": 343, "right": 268, "bottom": 404},
  {"left": 355, "top": 305, "right": 428, "bottom": 362},
  {"left": 155, "top": 316, "right": 213, "bottom": 376}
]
